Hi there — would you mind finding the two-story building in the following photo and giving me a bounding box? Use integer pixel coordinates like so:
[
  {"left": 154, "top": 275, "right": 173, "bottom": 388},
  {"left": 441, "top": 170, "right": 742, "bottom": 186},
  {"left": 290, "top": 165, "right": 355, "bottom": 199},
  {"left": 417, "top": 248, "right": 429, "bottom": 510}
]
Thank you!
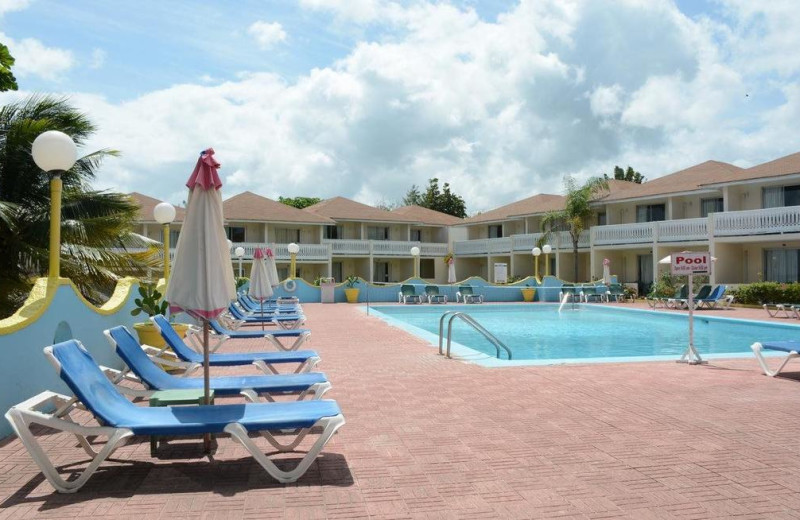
[{"left": 130, "top": 192, "right": 461, "bottom": 284}]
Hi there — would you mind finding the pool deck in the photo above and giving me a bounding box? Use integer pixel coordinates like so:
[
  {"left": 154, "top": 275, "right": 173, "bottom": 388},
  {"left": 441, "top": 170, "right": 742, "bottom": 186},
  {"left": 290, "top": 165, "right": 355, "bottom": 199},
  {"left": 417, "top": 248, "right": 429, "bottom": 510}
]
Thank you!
[{"left": 2, "top": 302, "right": 800, "bottom": 518}]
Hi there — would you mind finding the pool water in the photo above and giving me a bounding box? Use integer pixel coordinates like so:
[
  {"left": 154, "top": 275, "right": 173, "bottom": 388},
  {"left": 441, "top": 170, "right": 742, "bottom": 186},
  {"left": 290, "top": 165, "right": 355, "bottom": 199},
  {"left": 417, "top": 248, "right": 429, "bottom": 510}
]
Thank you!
[{"left": 369, "top": 304, "right": 800, "bottom": 364}]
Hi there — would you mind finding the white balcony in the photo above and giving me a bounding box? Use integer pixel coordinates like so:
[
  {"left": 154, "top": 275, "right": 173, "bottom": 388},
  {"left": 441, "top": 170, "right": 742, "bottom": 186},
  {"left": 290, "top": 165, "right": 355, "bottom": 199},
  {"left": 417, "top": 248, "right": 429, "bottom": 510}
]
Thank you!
[
  {"left": 454, "top": 238, "right": 513, "bottom": 256},
  {"left": 714, "top": 206, "right": 800, "bottom": 237},
  {"left": 511, "top": 233, "right": 545, "bottom": 251},
  {"left": 657, "top": 218, "right": 708, "bottom": 242},
  {"left": 322, "top": 239, "right": 448, "bottom": 257},
  {"left": 592, "top": 222, "right": 654, "bottom": 246}
]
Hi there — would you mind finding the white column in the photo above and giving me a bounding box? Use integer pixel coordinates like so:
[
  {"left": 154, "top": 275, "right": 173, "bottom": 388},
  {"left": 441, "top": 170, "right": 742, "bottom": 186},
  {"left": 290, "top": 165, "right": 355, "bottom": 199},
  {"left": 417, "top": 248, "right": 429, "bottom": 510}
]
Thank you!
[
  {"left": 722, "top": 186, "right": 730, "bottom": 212},
  {"left": 666, "top": 198, "right": 673, "bottom": 220}
]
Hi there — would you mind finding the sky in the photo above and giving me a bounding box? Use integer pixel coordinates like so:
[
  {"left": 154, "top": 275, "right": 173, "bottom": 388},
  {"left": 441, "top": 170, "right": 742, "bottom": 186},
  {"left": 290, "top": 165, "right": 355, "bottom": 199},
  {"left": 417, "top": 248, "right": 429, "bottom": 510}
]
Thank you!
[{"left": 2, "top": 0, "right": 800, "bottom": 213}]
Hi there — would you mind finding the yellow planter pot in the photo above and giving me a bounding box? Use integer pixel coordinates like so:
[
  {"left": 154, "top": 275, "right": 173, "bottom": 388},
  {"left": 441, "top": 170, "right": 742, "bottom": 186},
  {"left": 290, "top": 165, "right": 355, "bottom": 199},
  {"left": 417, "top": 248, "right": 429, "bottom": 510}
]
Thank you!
[
  {"left": 521, "top": 288, "right": 536, "bottom": 302},
  {"left": 344, "top": 288, "right": 360, "bottom": 303},
  {"left": 133, "top": 321, "right": 190, "bottom": 371}
]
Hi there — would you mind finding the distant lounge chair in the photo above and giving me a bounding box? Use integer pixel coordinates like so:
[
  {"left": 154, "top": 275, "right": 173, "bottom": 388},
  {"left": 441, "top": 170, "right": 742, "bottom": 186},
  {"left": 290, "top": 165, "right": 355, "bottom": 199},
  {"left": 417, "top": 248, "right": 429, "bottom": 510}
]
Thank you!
[
  {"left": 695, "top": 285, "right": 733, "bottom": 309},
  {"left": 606, "top": 283, "right": 628, "bottom": 302},
  {"left": 151, "top": 315, "right": 319, "bottom": 374},
  {"left": 398, "top": 284, "right": 422, "bottom": 304},
  {"left": 763, "top": 303, "right": 798, "bottom": 319},
  {"left": 104, "top": 326, "right": 330, "bottom": 400},
  {"left": 752, "top": 341, "right": 800, "bottom": 377},
  {"left": 559, "top": 284, "right": 579, "bottom": 302},
  {"left": 5, "top": 339, "right": 344, "bottom": 492},
  {"left": 582, "top": 284, "right": 607, "bottom": 303},
  {"left": 425, "top": 285, "right": 447, "bottom": 304},
  {"left": 456, "top": 285, "right": 484, "bottom": 303},
  {"left": 659, "top": 285, "right": 687, "bottom": 309},
  {"left": 676, "top": 285, "right": 713, "bottom": 309},
  {"left": 203, "top": 318, "right": 311, "bottom": 352},
  {"left": 226, "top": 304, "right": 306, "bottom": 330}
]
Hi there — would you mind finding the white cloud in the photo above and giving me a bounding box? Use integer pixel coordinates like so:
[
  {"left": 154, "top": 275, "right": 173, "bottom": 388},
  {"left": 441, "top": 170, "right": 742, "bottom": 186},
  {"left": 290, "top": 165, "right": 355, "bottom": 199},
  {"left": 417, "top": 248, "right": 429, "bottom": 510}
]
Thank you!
[
  {"left": 1, "top": 32, "right": 74, "bottom": 80},
  {"left": 4, "top": 1, "right": 800, "bottom": 213},
  {"left": 89, "top": 48, "right": 106, "bottom": 69},
  {"left": 0, "top": 0, "right": 32, "bottom": 16},
  {"left": 247, "top": 20, "right": 287, "bottom": 50}
]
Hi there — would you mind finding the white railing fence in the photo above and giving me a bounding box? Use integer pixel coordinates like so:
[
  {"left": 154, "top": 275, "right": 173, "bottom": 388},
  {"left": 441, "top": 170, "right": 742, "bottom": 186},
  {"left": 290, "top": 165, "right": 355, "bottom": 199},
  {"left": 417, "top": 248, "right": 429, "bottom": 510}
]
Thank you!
[{"left": 714, "top": 206, "right": 800, "bottom": 236}]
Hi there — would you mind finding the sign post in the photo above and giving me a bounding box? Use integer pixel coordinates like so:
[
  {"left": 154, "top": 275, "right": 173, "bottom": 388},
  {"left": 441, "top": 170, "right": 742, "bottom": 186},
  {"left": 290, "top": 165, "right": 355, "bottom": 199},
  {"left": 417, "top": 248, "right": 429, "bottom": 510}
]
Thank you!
[{"left": 670, "top": 252, "right": 711, "bottom": 365}]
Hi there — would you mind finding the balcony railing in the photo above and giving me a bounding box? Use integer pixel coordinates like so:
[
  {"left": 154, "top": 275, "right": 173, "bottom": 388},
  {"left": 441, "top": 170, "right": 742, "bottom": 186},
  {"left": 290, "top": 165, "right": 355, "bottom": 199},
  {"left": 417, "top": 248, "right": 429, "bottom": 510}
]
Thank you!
[
  {"left": 322, "top": 239, "right": 448, "bottom": 257},
  {"left": 658, "top": 218, "right": 708, "bottom": 242},
  {"left": 511, "top": 233, "right": 544, "bottom": 251},
  {"left": 714, "top": 206, "right": 800, "bottom": 237},
  {"left": 592, "top": 222, "right": 654, "bottom": 246}
]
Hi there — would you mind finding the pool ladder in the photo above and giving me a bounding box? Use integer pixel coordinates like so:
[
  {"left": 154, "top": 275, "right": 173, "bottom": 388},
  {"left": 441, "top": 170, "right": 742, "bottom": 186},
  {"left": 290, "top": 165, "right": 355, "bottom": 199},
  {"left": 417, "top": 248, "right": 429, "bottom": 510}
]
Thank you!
[{"left": 438, "top": 311, "right": 512, "bottom": 360}]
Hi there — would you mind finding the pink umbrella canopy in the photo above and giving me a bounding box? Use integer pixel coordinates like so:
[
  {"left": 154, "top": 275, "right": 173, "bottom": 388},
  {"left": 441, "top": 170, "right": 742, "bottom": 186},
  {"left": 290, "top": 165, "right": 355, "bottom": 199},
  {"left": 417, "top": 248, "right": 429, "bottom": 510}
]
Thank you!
[{"left": 166, "top": 149, "right": 235, "bottom": 427}]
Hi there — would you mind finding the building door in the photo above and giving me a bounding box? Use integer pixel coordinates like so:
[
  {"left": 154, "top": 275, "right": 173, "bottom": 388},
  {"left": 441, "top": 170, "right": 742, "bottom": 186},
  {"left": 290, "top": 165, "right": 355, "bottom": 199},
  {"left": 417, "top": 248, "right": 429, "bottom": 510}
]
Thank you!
[
  {"left": 374, "top": 261, "right": 390, "bottom": 283},
  {"left": 332, "top": 262, "right": 343, "bottom": 283},
  {"left": 637, "top": 254, "right": 654, "bottom": 296}
]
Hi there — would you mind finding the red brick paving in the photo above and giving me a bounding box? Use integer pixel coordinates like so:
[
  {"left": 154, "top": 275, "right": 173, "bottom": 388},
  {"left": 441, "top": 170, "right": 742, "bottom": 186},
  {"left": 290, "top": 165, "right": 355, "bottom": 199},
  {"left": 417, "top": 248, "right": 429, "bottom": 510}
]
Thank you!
[{"left": 2, "top": 302, "right": 800, "bottom": 518}]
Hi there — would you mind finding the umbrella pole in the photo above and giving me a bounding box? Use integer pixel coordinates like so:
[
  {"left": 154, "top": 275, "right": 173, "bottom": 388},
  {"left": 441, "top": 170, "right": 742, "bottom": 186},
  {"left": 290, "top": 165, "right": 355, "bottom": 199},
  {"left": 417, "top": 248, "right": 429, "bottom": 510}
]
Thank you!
[
  {"left": 203, "top": 319, "right": 211, "bottom": 453},
  {"left": 261, "top": 299, "right": 264, "bottom": 331}
]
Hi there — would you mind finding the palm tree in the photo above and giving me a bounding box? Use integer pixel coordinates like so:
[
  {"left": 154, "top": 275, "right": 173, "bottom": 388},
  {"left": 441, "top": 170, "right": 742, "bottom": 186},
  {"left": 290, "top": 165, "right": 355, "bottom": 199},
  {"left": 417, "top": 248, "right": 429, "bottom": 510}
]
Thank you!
[
  {"left": 540, "top": 176, "right": 609, "bottom": 283},
  {"left": 0, "top": 95, "right": 159, "bottom": 317}
]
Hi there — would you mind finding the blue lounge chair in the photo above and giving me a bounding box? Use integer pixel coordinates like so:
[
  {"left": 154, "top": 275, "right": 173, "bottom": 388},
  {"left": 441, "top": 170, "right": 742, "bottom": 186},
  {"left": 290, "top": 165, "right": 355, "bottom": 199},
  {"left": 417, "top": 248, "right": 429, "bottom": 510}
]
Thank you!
[
  {"left": 153, "top": 315, "right": 311, "bottom": 354},
  {"left": 240, "top": 294, "right": 300, "bottom": 310},
  {"left": 5, "top": 339, "right": 344, "bottom": 492},
  {"left": 398, "top": 284, "right": 422, "bottom": 304},
  {"left": 237, "top": 296, "right": 302, "bottom": 314},
  {"left": 695, "top": 285, "right": 733, "bottom": 309},
  {"left": 752, "top": 341, "right": 800, "bottom": 377},
  {"left": 104, "top": 326, "right": 330, "bottom": 401},
  {"left": 425, "top": 285, "right": 447, "bottom": 304},
  {"left": 456, "top": 285, "right": 484, "bottom": 303},
  {"left": 606, "top": 283, "right": 628, "bottom": 302},
  {"left": 226, "top": 304, "right": 306, "bottom": 329},
  {"left": 559, "top": 284, "right": 578, "bottom": 303}
]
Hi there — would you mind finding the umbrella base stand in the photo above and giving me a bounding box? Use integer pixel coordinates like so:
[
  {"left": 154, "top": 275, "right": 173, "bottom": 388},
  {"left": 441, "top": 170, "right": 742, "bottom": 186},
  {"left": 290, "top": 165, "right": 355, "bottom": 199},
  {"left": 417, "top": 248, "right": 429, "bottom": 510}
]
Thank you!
[{"left": 676, "top": 345, "right": 707, "bottom": 365}]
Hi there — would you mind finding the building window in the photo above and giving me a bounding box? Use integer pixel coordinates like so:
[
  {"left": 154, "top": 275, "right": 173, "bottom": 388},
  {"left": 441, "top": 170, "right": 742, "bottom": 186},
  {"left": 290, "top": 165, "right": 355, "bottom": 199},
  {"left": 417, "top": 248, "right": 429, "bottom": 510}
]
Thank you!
[
  {"left": 420, "top": 258, "right": 434, "bottom": 278},
  {"left": 324, "top": 225, "right": 343, "bottom": 239},
  {"left": 764, "top": 248, "right": 800, "bottom": 283},
  {"left": 488, "top": 225, "right": 503, "bottom": 238},
  {"left": 701, "top": 197, "right": 724, "bottom": 217},
  {"left": 763, "top": 185, "right": 800, "bottom": 208},
  {"left": 636, "top": 204, "right": 665, "bottom": 223},
  {"left": 226, "top": 226, "right": 245, "bottom": 243},
  {"left": 597, "top": 212, "right": 607, "bottom": 226},
  {"left": 169, "top": 229, "right": 180, "bottom": 244},
  {"left": 368, "top": 226, "right": 389, "bottom": 240},
  {"left": 411, "top": 229, "right": 422, "bottom": 242},
  {"left": 275, "top": 228, "right": 301, "bottom": 243}
]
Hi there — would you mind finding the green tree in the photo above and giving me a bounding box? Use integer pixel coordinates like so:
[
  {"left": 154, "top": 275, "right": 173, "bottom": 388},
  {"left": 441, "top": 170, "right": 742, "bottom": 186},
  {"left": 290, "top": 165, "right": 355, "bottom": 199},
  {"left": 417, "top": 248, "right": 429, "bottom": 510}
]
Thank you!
[
  {"left": 539, "top": 176, "right": 609, "bottom": 283},
  {"left": 403, "top": 185, "right": 423, "bottom": 206},
  {"left": 404, "top": 178, "right": 467, "bottom": 218},
  {"left": 0, "top": 95, "right": 159, "bottom": 317},
  {"left": 604, "top": 165, "right": 644, "bottom": 183},
  {"left": 278, "top": 196, "right": 321, "bottom": 209},
  {"left": 0, "top": 43, "right": 18, "bottom": 92}
]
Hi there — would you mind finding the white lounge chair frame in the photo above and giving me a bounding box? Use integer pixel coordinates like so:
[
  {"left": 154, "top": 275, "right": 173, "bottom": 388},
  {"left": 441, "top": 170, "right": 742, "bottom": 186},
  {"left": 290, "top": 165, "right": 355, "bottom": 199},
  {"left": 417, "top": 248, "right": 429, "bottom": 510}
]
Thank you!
[
  {"left": 763, "top": 303, "right": 796, "bottom": 318},
  {"left": 751, "top": 342, "right": 800, "bottom": 377},
  {"left": 186, "top": 325, "right": 310, "bottom": 353},
  {"left": 6, "top": 390, "right": 344, "bottom": 493}
]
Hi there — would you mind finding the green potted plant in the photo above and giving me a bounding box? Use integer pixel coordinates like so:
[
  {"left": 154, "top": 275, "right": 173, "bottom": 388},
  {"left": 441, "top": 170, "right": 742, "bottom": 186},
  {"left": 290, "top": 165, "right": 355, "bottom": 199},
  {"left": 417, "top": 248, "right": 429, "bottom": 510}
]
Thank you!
[
  {"left": 131, "top": 283, "right": 189, "bottom": 348},
  {"left": 344, "top": 275, "right": 360, "bottom": 303}
]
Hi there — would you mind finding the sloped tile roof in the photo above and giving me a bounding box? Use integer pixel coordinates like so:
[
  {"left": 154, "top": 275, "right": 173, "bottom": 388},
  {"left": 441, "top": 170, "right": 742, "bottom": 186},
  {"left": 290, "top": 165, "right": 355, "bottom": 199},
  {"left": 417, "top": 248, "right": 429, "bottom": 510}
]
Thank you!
[
  {"left": 700, "top": 151, "right": 800, "bottom": 187},
  {"left": 461, "top": 194, "right": 566, "bottom": 224},
  {"left": 602, "top": 161, "right": 744, "bottom": 202},
  {"left": 223, "top": 192, "right": 334, "bottom": 224},
  {"left": 390, "top": 205, "right": 463, "bottom": 226},
  {"left": 304, "top": 196, "right": 418, "bottom": 223},
  {"left": 129, "top": 192, "right": 185, "bottom": 223}
]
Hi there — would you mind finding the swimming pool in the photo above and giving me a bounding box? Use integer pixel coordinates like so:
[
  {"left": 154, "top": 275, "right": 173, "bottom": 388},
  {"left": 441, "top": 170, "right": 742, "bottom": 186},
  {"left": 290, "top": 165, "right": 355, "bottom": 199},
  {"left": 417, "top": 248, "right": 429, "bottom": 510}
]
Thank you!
[{"left": 368, "top": 304, "right": 800, "bottom": 366}]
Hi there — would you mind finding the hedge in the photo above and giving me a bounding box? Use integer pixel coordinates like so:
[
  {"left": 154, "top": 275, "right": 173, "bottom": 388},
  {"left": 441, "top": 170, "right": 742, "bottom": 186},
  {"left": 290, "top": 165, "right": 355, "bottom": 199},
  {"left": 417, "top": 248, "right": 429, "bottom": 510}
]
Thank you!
[{"left": 730, "top": 282, "right": 800, "bottom": 305}]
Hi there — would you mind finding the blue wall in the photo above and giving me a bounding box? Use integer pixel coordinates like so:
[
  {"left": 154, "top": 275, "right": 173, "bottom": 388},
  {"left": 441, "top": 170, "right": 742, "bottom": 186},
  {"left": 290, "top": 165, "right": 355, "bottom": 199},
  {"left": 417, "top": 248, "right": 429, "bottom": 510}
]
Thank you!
[{"left": 0, "top": 280, "right": 140, "bottom": 438}]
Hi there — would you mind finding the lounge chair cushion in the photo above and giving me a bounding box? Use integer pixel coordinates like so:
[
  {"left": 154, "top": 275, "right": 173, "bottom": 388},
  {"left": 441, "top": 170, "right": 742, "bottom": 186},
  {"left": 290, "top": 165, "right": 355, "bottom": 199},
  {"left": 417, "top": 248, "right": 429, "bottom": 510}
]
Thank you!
[{"left": 50, "top": 340, "right": 341, "bottom": 435}]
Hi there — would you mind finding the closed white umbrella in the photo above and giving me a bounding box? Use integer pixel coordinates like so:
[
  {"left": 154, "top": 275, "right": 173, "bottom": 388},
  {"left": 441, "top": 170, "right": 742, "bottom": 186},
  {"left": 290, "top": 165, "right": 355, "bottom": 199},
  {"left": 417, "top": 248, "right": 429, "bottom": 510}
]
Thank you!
[
  {"left": 264, "top": 246, "right": 280, "bottom": 288},
  {"left": 249, "top": 247, "right": 274, "bottom": 330},
  {"left": 447, "top": 257, "right": 456, "bottom": 284},
  {"left": 166, "top": 148, "right": 235, "bottom": 447},
  {"left": 602, "top": 258, "right": 611, "bottom": 284}
]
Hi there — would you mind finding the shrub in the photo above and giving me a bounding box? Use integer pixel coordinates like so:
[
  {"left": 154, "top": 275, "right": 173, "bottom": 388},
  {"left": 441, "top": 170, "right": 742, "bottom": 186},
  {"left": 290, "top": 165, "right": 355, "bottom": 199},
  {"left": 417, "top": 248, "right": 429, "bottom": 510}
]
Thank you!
[{"left": 731, "top": 282, "right": 800, "bottom": 305}]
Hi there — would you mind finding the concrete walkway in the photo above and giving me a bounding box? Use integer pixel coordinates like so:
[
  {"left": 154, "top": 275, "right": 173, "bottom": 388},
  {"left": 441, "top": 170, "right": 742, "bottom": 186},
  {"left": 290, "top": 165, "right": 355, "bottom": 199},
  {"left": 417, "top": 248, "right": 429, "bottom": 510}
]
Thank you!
[{"left": 2, "top": 302, "right": 800, "bottom": 518}]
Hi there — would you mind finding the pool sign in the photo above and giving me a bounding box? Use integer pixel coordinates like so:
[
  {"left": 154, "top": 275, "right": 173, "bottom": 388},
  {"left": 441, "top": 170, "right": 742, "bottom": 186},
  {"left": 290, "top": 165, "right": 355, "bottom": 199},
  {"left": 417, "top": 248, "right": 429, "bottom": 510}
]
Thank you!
[{"left": 671, "top": 252, "right": 711, "bottom": 275}]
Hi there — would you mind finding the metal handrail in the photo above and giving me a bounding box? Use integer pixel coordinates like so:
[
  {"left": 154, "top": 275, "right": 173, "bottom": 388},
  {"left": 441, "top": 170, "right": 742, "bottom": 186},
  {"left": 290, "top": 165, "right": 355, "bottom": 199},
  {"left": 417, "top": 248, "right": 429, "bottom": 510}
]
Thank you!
[{"left": 438, "top": 311, "right": 512, "bottom": 360}]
